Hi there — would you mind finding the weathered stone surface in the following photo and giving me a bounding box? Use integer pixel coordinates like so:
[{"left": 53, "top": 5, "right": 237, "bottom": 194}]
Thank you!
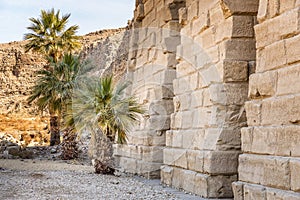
[
  {"left": 244, "top": 183, "right": 266, "bottom": 200},
  {"left": 203, "top": 151, "right": 240, "bottom": 175},
  {"left": 256, "top": 40, "right": 286, "bottom": 72},
  {"left": 290, "top": 159, "right": 300, "bottom": 192},
  {"left": 232, "top": 181, "right": 244, "bottom": 200},
  {"left": 222, "top": 60, "right": 248, "bottom": 82},
  {"left": 239, "top": 154, "right": 291, "bottom": 190},
  {"left": 242, "top": 126, "right": 300, "bottom": 157},
  {"left": 220, "top": 0, "right": 259, "bottom": 17},
  {"left": 261, "top": 95, "right": 300, "bottom": 125},
  {"left": 249, "top": 71, "right": 277, "bottom": 98}
]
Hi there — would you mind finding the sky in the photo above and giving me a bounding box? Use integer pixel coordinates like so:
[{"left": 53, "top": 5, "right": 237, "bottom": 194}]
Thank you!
[{"left": 0, "top": 0, "right": 135, "bottom": 43}]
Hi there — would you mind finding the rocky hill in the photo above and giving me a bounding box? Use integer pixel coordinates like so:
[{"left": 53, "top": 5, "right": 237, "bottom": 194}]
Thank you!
[{"left": 0, "top": 28, "right": 129, "bottom": 147}]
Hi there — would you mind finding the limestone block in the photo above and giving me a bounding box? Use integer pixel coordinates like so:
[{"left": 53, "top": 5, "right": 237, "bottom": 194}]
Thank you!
[
  {"left": 278, "top": 7, "right": 299, "bottom": 37},
  {"left": 173, "top": 76, "right": 190, "bottom": 95},
  {"left": 118, "top": 157, "right": 138, "bottom": 173},
  {"left": 194, "top": 173, "right": 209, "bottom": 197},
  {"left": 286, "top": 34, "right": 300, "bottom": 64},
  {"left": 207, "top": 83, "right": 248, "bottom": 106},
  {"left": 149, "top": 134, "right": 166, "bottom": 146},
  {"left": 207, "top": 175, "right": 237, "bottom": 198},
  {"left": 254, "top": 20, "right": 278, "bottom": 49},
  {"left": 209, "top": 4, "right": 225, "bottom": 25},
  {"left": 149, "top": 99, "right": 174, "bottom": 115},
  {"left": 163, "top": 148, "right": 175, "bottom": 165},
  {"left": 220, "top": 0, "right": 259, "bottom": 18},
  {"left": 187, "top": 150, "right": 204, "bottom": 172},
  {"left": 222, "top": 60, "right": 248, "bottom": 82},
  {"left": 161, "top": 68, "right": 176, "bottom": 84},
  {"left": 144, "top": 0, "right": 154, "bottom": 15},
  {"left": 172, "top": 167, "right": 184, "bottom": 189},
  {"left": 267, "top": 187, "right": 300, "bottom": 200},
  {"left": 203, "top": 151, "right": 240, "bottom": 175},
  {"left": 239, "top": 154, "right": 291, "bottom": 190},
  {"left": 232, "top": 181, "right": 244, "bottom": 200},
  {"left": 243, "top": 183, "right": 266, "bottom": 200},
  {"left": 261, "top": 95, "right": 300, "bottom": 126},
  {"left": 161, "top": 165, "right": 173, "bottom": 185},
  {"left": 190, "top": 89, "right": 203, "bottom": 108},
  {"left": 178, "top": 7, "right": 187, "bottom": 25},
  {"left": 220, "top": 38, "right": 256, "bottom": 61},
  {"left": 171, "top": 112, "right": 182, "bottom": 129},
  {"left": 257, "top": 0, "right": 268, "bottom": 23},
  {"left": 269, "top": 0, "right": 280, "bottom": 17},
  {"left": 137, "top": 160, "right": 162, "bottom": 177},
  {"left": 277, "top": 65, "right": 300, "bottom": 96},
  {"left": 249, "top": 71, "right": 277, "bottom": 98},
  {"left": 166, "top": 130, "right": 173, "bottom": 147},
  {"left": 192, "top": 13, "right": 209, "bottom": 36},
  {"left": 206, "top": 128, "right": 241, "bottom": 151},
  {"left": 181, "top": 110, "right": 193, "bottom": 129},
  {"left": 279, "top": 0, "right": 296, "bottom": 14},
  {"left": 196, "top": 26, "right": 216, "bottom": 49},
  {"left": 290, "top": 159, "right": 300, "bottom": 192},
  {"left": 163, "top": 36, "right": 180, "bottom": 53},
  {"left": 173, "top": 148, "right": 188, "bottom": 169},
  {"left": 135, "top": 3, "right": 145, "bottom": 21},
  {"left": 153, "top": 84, "right": 174, "bottom": 99},
  {"left": 232, "top": 15, "right": 255, "bottom": 38},
  {"left": 216, "top": 16, "right": 254, "bottom": 43},
  {"left": 176, "top": 61, "right": 195, "bottom": 78},
  {"left": 171, "top": 130, "right": 182, "bottom": 148},
  {"left": 182, "top": 130, "right": 197, "bottom": 149},
  {"left": 245, "top": 100, "right": 261, "bottom": 126},
  {"left": 242, "top": 126, "right": 300, "bottom": 156},
  {"left": 192, "top": 107, "right": 210, "bottom": 128},
  {"left": 182, "top": 170, "right": 197, "bottom": 193},
  {"left": 141, "top": 146, "right": 164, "bottom": 163},
  {"left": 142, "top": 9, "right": 156, "bottom": 27},
  {"left": 256, "top": 8, "right": 299, "bottom": 49},
  {"left": 256, "top": 40, "right": 286, "bottom": 73},
  {"left": 148, "top": 115, "right": 170, "bottom": 130},
  {"left": 194, "top": 49, "right": 212, "bottom": 69},
  {"left": 187, "top": 1, "right": 199, "bottom": 21}
]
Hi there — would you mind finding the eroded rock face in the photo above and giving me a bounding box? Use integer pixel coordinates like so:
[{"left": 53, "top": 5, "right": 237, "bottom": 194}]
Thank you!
[{"left": 0, "top": 28, "right": 129, "bottom": 147}]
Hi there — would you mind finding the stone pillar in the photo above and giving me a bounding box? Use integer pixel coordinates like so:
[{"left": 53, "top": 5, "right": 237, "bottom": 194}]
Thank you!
[
  {"left": 161, "top": 0, "right": 258, "bottom": 198},
  {"left": 233, "top": 1, "right": 300, "bottom": 199},
  {"left": 114, "top": 0, "right": 185, "bottom": 178}
]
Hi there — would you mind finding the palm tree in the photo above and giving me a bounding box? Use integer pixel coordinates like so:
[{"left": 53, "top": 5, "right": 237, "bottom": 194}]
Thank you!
[
  {"left": 24, "top": 8, "right": 81, "bottom": 62},
  {"left": 28, "top": 54, "right": 86, "bottom": 146},
  {"left": 68, "top": 76, "right": 144, "bottom": 174}
]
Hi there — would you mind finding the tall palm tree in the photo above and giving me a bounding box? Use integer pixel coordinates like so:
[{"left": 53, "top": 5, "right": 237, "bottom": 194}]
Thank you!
[
  {"left": 68, "top": 76, "right": 144, "bottom": 174},
  {"left": 28, "top": 54, "right": 86, "bottom": 146},
  {"left": 24, "top": 8, "right": 81, "bottom": 62}
]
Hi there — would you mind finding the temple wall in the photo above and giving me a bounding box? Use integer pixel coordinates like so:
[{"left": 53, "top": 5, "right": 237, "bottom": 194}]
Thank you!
[
  {"left": 161, "top": 0, "right": 258, "bottom": 198},
  {"left": 233, "top": 1, "right": 300, "bottom": 199}
]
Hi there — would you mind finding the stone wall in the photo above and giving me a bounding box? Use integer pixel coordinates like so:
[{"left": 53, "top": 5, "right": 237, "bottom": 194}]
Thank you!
[
  {"left": 161, "top": 0, "right": 258, "bottom": 198},
  {"left": 233, "top": 1, "right": 300, "bottom": 199},
  {"left": 115, "top": 0, "right": 300, "bottom": 199},
  {"left": 113, "top": 0, "right": 185, "bottom": 178}
]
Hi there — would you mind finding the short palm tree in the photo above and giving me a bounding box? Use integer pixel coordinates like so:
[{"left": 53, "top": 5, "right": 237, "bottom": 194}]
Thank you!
[
  {"left": 28, "top": 54, "right": 85, "bottom": 146},
  {"left": 68, "top": 76, "right": 144, "bottom": 174},
  {"left": 24, "top": 8, "right": 81, "bottom": 62}
]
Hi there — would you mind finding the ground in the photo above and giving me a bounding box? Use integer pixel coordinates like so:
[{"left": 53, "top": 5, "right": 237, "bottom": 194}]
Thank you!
[{"left": 0, "top": 159, "right": 205, "bottom": 200}]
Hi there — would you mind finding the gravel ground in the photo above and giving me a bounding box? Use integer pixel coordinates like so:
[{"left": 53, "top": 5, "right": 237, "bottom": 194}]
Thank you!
[{"left": 0, "top": 159, "right": 204, "bottom": 200}]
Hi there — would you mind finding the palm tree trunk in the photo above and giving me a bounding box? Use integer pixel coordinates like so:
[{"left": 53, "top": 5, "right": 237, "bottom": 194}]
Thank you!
[
  {"left": 89, "top": 130, "right": 114, "bottom": 174},
  {"left": 49, "top": 115, "right": 60, "bottom": 146}
]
